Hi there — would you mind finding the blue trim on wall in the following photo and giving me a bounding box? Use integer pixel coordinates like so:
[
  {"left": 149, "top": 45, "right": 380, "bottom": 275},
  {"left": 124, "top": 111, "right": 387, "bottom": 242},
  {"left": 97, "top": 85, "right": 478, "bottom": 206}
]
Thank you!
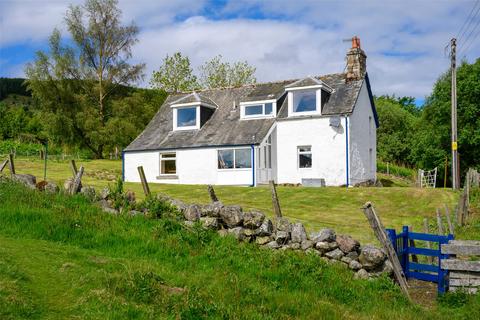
[
  {"left": 251, "top": 144, "right": 255, "bottom": 187},
  {"left": 365, "top": 73, "right": 380, "bottom": 128},
  {"left": 121, "top": 151, "right": 125, "bottom": 182},
  {"left": 345, "top": 116, "right": 349, "bottom": 188}
]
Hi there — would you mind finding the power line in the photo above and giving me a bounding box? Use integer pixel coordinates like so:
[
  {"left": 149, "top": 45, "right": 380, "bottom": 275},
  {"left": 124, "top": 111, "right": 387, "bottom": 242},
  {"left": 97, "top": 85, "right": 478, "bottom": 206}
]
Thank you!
[
  {"left": 457, "top": 0, "right": 480, "bottom": 43},
  {"left": 459, "top": 24, "right": 480, "bottom": 57},
  {"left": 458, "top": 16, "right": 480, "bottom": 55}
]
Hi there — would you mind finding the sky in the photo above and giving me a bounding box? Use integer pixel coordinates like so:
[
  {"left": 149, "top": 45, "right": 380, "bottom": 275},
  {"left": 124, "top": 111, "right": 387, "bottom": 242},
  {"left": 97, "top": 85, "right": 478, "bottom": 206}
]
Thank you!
[{"left": 0, "top": 0, "right": 479, "bottom": 105}]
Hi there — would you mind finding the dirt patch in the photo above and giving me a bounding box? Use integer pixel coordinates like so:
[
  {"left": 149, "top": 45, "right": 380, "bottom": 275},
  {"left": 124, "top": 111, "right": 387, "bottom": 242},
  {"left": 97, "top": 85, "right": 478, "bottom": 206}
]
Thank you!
[{"left": 408, "top": 279, "right": 438, "bottom": 308}]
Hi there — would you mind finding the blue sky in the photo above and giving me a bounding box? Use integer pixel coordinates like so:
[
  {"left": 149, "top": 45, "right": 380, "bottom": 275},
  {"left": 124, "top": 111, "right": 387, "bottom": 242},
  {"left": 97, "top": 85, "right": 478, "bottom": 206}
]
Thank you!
[{"left": 0, "top": 0, "right": 478, "bottom": 105}]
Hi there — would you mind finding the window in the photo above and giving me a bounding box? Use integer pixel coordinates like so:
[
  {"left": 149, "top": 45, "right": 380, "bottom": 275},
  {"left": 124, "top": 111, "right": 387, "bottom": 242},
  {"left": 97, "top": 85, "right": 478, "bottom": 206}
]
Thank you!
[
  {"left": 160, "top": 152, "right": 176, "bottom": 175},
  {"left": 293, "top": 90, "right": 317, "bottom": 113},
  {"left": 298, "top": 146, "right": 312, "bottom": 169},
  {"left": 245, "top": 104, "right": 263, "bottom": 116},
  {"left": 240, "top": 101, "right": 276, "bottom": 119},
  {"left": 177, "top": 107, "right": 197, "bottom": 128},
  {"left": 218, "top": 148, "right": 252, "bottom": 169}
]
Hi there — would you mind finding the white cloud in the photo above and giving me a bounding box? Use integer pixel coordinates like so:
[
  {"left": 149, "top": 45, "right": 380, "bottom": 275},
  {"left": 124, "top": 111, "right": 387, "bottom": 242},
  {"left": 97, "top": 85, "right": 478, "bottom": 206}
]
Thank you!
[{"left": 0, "top": 0, "right": 478, "bottom": 100}]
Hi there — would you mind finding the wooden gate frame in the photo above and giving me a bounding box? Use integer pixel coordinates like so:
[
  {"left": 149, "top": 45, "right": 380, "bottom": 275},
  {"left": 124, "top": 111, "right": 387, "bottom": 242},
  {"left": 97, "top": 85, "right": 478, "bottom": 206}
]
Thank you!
[{"left": 386, "top": 226, "right": 454, "bottom": 294}]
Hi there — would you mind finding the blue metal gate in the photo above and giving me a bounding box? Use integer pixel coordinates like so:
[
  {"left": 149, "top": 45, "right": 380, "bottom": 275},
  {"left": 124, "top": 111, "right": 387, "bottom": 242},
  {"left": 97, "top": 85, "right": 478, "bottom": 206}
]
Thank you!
[{"left": 386, "top": 226, "right": 454, "bottom": 294}]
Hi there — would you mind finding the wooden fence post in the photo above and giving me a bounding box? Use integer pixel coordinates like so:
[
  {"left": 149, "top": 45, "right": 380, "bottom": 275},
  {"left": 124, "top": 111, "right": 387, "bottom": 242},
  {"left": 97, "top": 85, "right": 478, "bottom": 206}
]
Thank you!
[
  {"left": 8, "top": 153, "right": 15, "bottom": 178},
  {"left": 70, "top": 166, "right": 84, "bottom": 195},
  {"left": 137, "top": 166, "right": 150, "bottom": 197},
  {"left": 362, "top": 202, "right": 410, "bottom": 300},
  {"left": 269, "top": 180, "right": 282, "bottom": 218},
  {"left": 423, "top": 218, "right": 433, "bottom": 264},
  {"left": 207, "top": 185, "right": 219, "bottom": 202},
  {"left": 408, "top": 226, "right": 418, "bottom": 263},
  {"left": 0, "top": 159, "right": 9, "bottom": 173},
  {"left": 70, "top": 160, "right": 78, "bottom": 177},
  {"left": 436, "top": 209, "right": 444, "bottom": 235},
  {"left": 444, "top": 204, "right": 454, "bottom": 235}
]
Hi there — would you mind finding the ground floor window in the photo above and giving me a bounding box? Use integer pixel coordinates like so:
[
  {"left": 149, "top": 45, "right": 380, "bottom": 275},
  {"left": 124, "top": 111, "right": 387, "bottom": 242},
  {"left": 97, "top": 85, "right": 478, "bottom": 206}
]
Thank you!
[
  {"left": 160, "top": 152, "right": 176, "bottom": 174},
  {"left": 218, "top": 148, "right": 252, "bottom": 169},
  {"left": 298, "top": 146, "right": 312, "bottom": 168}
]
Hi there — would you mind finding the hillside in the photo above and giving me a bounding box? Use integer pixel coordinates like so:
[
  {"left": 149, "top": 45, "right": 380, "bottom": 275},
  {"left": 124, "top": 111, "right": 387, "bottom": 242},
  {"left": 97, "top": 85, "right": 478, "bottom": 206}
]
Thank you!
[{"left": 1, "top": 180, "right": 479, "bottom": 319}]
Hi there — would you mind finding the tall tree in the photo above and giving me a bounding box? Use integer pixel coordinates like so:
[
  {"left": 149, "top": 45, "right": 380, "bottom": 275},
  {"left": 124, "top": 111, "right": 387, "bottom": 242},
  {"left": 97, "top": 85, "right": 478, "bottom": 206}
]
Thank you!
[
  {"left": 411, "top": 58, "right": 480, "bottom": 183},
  {"left": 375, "top": 96, "right": 418, "bottom": 165},
  {"left": 199, "top": 55, "right": 256, "bottom": 89},
  {"left": 25, "top": 0, "right": 144, "bottom": 158},
  {"left": 150, "top": 52, "right": 198, "bottom": 93}
]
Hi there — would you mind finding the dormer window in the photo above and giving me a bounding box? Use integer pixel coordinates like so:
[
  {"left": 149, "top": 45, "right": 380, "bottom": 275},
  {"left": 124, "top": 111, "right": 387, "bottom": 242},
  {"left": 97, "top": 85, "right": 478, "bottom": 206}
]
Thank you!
[
  {"left": 292, "top": 90, "right": 317, "bottom": 113},
  {"left": 174, "top": 106, "right": 199, "bottom": 130},
  {"left": 240, "top": 100, "right": 276, "bottom": 119},
  {"left": 285, "top": 76, "right": 333, "bottom": 117},
  {"left": 170, "top": 92, "right": 217, "bottom": 131}
]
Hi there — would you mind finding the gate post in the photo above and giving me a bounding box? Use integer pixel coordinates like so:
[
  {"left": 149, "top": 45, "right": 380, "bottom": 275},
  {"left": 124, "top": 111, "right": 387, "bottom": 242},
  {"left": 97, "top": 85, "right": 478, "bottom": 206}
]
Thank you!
[
  {"left": 439, "top": 234, "right": 455, "bottom": 294},
  {"left": 386, "top": 229, "right": 397, "bottom": 253},
  {"left": 402, "top": 226, "right": 409, "bottom": 278}
]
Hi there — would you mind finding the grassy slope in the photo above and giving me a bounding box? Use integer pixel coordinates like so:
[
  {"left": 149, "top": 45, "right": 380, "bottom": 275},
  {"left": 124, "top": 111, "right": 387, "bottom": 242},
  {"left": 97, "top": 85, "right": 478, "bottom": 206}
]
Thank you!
[
  {"left": 0, "top": 181, "right": 479, "bottom": 319},
  {"left": 12, "top": 158, "right": 458, "bottom": 243}
]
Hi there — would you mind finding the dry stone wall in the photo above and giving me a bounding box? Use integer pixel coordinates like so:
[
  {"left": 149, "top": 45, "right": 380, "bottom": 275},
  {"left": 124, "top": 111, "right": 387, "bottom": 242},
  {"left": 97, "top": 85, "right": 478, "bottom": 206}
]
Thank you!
[{"left": 158, "top": 194, "right": 393, "bottom": 280}]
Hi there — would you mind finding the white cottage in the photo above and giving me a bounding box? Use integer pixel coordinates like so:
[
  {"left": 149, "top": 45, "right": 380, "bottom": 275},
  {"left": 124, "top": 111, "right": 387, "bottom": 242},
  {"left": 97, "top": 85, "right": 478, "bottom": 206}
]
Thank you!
[{"left": 123, "top": 38, "right": 378, "bottom": 186}]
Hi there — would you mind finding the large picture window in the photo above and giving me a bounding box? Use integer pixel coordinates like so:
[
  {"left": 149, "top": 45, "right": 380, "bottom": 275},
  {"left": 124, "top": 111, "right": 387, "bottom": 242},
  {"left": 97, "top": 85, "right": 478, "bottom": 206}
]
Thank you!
[
  {"left": 218, "top": 148, "right": 252, "bottom": 169},
  {"left": 293, "top": 90, "right": 317, "bottom": 113},
  {"left": 160, "top": 152, "right": 176, "bottom": 175},
  {"left": 176, "top": 107, "right": 197, "bottom": 128},
  {"left": 298, "top": 146, "right": 312, "bottom": 168}
]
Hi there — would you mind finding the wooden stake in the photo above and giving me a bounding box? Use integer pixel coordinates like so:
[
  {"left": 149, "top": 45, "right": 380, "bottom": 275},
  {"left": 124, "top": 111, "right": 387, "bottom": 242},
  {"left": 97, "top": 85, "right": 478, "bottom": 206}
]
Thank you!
[
  {"left": 70, "top": 160, "right": 78, "bottom": 177},
  {"left": 408, "top": 226, "right": 418, "bottom": 263},
  {"left": 436, "top": 209, "right": 444, "bottom": 235},
  {"left": 0, "top": 159, "right": 8, "bottom": 173},
  {"left": 70, "top": 166, "right": 84, "bottom": 195},
  {"left": 269, "top": 180, "right": 282, "bottom": 218},
  {"left": 207, "top": 185, "right": 219, "bottom": 202},
  {"left": 423, "top": 218, "right": 433, "bottom": 264},
  {"left": 444, "top": 204, "right": 454, "bottom": 235},
  {"left": 8, "top": 153, "right": 15, "bottom": 177},
  {"left": 362, "top": 202, "right": 410, "bottom": 299},
  {"left": 137, "top": 166, "right": 150, "bottom": 196}
]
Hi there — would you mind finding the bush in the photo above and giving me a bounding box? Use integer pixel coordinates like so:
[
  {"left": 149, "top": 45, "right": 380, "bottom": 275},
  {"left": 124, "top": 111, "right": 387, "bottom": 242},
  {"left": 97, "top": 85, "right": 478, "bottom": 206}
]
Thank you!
[{"left": 377, "top": 161, "right": 416, "bottom": 180}]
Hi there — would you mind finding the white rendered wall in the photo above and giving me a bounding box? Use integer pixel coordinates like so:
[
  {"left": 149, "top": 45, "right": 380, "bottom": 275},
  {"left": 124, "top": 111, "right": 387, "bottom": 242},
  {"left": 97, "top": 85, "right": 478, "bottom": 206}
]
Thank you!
[
  {"left": 124, "top": 147, "right": 254, "bottom": 185},
  {"left": 348, "top": 81, "right": 377, "bottom": 185},
  {"left": 275, "top": 118, "right": 347, "bottom": 186}
]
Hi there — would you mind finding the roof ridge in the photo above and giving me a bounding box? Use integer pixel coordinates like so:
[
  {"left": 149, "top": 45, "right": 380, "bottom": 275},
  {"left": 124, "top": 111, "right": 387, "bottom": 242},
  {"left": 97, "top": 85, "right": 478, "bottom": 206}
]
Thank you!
[{"left": 175, "top": 72, "right": 346, "bottom": 94}]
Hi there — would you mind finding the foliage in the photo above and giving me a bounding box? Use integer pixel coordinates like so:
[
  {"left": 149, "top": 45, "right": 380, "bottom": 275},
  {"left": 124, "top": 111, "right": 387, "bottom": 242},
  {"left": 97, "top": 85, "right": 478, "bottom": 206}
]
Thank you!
[
  {"left": 411, "top": 59, "right": 480, "bottom": 182},
  {"left": 0, "top": 78, "right": 30, "bottom": 100},
  {"left": 375, "top": 96, "right": 419, "bottom": 164},
  {"left": 1, "top": 181, "right": 478, "bottom": 319},
  {"left": 139, "top": 195, "right": 178, "bottom": 219},
  {"left": 150, "top": 52, "right": 199, "bottom": 93},
  {"left": 25, "top": 0, "right": 145, "bottom": 158},
  {"left": 377, "top": 161, "right": 416, "bottom": 180},
  {"left": 199, "top": 54, "right": 256, "bottom": 89}
]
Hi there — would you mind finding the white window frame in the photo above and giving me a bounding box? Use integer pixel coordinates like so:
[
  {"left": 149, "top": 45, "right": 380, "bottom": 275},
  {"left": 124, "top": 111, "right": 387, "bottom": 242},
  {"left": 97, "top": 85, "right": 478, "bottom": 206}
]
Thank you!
[
  {"left": 297, "top": 145, "right": 312, "bottom": 169},
  {"left": 217, "top": 147, "right": 252, "bottom": 171},
  {"left": 287, "top": 88, "right": 321, "bottom": 117},
  {"left": 159, "top": 152, "right": 177, "bottom": 176},
  {"left": 239, "top": 99, "right": 277, "bottom": 119},
  {"left": 172, "top": 104, "right": 200, "bottom": 131}
]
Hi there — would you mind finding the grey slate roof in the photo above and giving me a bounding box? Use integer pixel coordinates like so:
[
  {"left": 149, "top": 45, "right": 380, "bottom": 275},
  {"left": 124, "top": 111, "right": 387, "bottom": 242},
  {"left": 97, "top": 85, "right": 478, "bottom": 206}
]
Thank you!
[
  {"left": 170, "top": 92, "right": 217, "bottom": 107},
  {"left": 125, "top": 73, "right": 365, "bottom": 152}
]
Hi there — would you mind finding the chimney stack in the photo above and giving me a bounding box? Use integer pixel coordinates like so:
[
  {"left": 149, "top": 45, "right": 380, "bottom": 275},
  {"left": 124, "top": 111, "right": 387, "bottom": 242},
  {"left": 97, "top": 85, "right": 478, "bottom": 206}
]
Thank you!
[{"left": 346, "top": 36, "right": 367, "bottom": 81}]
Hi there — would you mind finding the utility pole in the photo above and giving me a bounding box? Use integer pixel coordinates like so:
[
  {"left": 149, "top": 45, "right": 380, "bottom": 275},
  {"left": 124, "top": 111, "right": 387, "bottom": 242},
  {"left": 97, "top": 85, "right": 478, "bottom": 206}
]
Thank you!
[{"left": 451, "top": 38, "right": 459, "bottom": 190}]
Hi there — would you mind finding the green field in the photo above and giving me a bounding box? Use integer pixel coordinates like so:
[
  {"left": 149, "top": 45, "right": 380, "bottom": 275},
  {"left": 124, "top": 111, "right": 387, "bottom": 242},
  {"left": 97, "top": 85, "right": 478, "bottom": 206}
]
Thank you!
[
  {"left": 1, "top": 181, "right": 479, "bottom": 319},
  {"left": 8, "top": 157, "right": 459, "bottom": 243}
]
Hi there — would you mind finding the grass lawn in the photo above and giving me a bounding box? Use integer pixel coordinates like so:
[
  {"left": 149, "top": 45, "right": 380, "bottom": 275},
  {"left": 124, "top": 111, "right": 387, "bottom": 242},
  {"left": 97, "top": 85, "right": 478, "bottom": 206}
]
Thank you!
[
  {"left": 11, "top": 157, "right": 459, "bottom": 243},
  {"left": 1, "top": 181, "right": 479, "bottom": 319}
]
